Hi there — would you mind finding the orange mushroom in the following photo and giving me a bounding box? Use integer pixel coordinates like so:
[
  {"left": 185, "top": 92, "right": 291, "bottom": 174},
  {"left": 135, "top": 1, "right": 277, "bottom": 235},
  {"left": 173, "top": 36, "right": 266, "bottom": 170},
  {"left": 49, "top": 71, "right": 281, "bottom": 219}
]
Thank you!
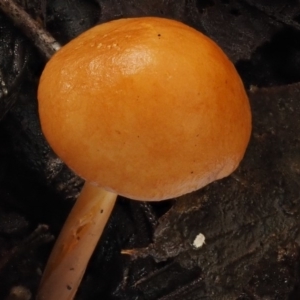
[{"left": 36, "top": 17, "right": 251, "bottom": 300}]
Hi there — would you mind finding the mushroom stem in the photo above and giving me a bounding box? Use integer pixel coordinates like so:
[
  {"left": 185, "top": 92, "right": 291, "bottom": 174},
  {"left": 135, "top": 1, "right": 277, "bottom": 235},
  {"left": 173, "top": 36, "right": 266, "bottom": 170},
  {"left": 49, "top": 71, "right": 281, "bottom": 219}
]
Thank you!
[{"left": 37, "top": 182, "right": 117, "bottom": 300}]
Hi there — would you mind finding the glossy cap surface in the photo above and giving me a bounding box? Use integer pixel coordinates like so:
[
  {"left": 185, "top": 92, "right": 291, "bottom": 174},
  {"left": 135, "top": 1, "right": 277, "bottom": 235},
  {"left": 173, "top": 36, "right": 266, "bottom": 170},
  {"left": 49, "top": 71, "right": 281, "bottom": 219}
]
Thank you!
[{"left": 38, "top": 17, "right": 251, "bottom": 200}]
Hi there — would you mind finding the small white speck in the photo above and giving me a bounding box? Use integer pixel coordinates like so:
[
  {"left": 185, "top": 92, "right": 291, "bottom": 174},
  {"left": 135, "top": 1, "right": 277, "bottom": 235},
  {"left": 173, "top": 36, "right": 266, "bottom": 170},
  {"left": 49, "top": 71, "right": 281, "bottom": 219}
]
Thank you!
[{"left": 193, "top": 233, "right": 205, "bottom": 248}]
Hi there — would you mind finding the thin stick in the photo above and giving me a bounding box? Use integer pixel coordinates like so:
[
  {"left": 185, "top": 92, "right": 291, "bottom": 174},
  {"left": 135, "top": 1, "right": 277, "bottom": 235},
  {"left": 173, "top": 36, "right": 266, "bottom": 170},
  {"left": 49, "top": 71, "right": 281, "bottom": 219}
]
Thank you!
[
  {"left": 0, "top": 0, "right": 61, "bottom": 58},
  {"left": 36, "top": 182, "right": 117, "bottom": 300}
]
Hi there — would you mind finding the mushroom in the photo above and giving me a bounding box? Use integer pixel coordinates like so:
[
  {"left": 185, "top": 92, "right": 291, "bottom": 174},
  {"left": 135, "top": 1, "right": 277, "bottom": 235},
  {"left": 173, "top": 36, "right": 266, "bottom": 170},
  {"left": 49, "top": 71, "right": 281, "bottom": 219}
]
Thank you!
[{"left": 36, "top": 17, "right": 251, "bottom": 300}]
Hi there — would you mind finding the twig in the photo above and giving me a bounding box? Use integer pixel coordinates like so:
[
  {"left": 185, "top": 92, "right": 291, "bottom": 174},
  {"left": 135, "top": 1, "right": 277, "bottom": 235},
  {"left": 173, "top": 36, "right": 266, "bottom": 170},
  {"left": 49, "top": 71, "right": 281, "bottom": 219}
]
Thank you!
[{"left": 0, "top": 0, "right": 60, "bottom": 59}]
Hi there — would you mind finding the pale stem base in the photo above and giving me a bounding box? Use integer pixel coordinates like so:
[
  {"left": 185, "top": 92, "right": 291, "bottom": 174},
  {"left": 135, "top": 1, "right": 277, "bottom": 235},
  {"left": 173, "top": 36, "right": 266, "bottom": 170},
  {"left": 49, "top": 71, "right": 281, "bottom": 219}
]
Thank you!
[{"left": 36, "top": 182, "right": 117, "bottom": 300}]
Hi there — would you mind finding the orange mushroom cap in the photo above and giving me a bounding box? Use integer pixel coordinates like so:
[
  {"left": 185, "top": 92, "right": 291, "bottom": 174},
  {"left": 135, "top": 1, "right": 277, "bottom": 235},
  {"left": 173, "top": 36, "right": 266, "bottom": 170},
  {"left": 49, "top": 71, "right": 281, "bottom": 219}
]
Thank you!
[{"left": 38, "top": 17, "right": 251, "bottom": 201}]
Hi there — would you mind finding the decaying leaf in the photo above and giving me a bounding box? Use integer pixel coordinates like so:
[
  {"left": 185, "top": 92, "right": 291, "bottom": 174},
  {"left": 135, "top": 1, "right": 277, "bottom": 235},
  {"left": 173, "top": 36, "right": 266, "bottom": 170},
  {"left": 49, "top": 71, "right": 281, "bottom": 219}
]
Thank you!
[{"left": 129, "top": 83, "right": 300, "bottom": 299}]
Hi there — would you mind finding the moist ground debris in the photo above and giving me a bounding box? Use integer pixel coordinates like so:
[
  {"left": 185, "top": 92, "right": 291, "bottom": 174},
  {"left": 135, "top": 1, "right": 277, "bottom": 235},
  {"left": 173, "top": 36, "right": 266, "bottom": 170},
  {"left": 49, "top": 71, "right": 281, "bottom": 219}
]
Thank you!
[{"left": 1, "top": 0, "right": 300, "bottom": 299}]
